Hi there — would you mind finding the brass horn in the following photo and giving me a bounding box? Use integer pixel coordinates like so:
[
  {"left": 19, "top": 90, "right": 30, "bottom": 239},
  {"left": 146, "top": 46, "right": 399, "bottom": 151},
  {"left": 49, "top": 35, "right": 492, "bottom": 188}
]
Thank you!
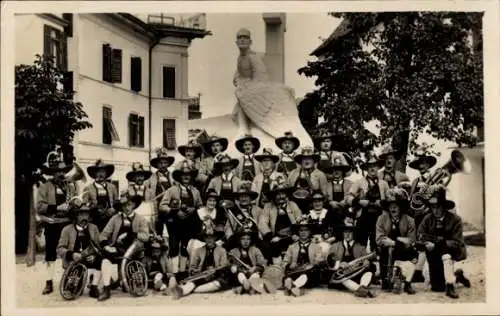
[
  {"left": 66, "top": 162, "right": 87, "bottom": 184},
  {"left": 120, "top": 240, "right": 149, "bottom": 297}
]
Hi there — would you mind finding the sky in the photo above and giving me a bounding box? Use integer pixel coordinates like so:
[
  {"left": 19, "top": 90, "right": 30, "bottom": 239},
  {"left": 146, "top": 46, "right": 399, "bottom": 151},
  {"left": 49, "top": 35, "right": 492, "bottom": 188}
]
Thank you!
[{"left": 187, "top": 13, "right": 341, "bottom": 118}]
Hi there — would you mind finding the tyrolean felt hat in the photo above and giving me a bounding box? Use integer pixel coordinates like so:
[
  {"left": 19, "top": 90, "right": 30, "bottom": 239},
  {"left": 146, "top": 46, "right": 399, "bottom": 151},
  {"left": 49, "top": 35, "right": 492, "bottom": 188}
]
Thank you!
[
  {"left": 87, "top": 159, "right": 115, "bottom": 179},
  {"left": 150, "top": 147, "right": 175, "bottom": 169}
]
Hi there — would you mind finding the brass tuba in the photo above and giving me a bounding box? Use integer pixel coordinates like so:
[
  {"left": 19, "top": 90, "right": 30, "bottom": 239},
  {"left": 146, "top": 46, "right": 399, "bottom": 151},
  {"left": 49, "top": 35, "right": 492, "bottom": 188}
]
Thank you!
[
  {"left": 409, "top": 149, "right": 471, "bottom": 212},
  {"left": 120, "top": 240, "right": 149, "bottom": 297},
  {"left": 329, "top": 252, "right": 376, "bottom": 284}
]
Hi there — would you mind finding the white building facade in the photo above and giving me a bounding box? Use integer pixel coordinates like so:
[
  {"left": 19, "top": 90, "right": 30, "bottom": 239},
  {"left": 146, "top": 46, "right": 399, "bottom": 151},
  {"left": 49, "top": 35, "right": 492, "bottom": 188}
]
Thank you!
[{"left": 15, "top": 13, "right": 210, "bottom": 190}]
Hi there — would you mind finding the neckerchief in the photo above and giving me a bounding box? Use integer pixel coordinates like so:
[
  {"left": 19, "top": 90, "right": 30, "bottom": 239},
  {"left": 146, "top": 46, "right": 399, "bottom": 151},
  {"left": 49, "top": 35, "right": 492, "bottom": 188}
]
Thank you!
[
  {"left": 243, "top": 155, "right": 255, "bottom": 166},
  {"left": 343, "top": 240, "right": 354, "bottom": 256},
  {"left": 157, "top": 171, "right": 170, "bottom": 183},
  {"left": 280, "top": 152, "right": 295, "bottom": 162},
  {"left": 94, "top": 181, "right": 108, "bottom": 196},
  {"left": 366, "top": 176, "right": 378, "bottom": 187},
  {"left": 332, "top": 178, "right": 344, "bottom": 185},
  {"left": 298, "top": 240, "right": 311, "bottom": 254},
  {"left": 133, "top": 184, "right": 145, "bottom": 197},
  {"left": 320, "top": 151, "right": 332, "bottom": 161},
  {"left": 222, "top": 172, "right": 234, "bottom": 182},
  {"left": 121, "top": 211, "right": 135, "bottom": 227}
]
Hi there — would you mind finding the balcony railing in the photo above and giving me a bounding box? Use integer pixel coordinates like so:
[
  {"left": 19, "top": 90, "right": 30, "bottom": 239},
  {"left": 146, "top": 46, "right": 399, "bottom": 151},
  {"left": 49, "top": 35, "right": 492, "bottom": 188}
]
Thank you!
[{"left": 146, "top": 14, "right": 206, "bottom": 30}]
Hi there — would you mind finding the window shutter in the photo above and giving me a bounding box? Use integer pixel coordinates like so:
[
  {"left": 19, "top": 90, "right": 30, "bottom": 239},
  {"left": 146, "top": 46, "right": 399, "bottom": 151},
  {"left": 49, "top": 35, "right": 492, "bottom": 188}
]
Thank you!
[
  {"left": 43, "top": 25, "right": 52, "bottom": 60},
  {"left": 138, "top": 116, "right": 145, "bottom": 147},
  {"left": 102, "top": 44, "right": 112, "bottom": 82},
  {"left": 63, "top": 13, "right": 73, "bottom": 37},
  {"left": 103, "top": 107, "right": 112, "bottom": 145},
  {"left": 162, "top": 66, "right": 176, "bottom": 98},
  {"left": 111, "top": 49, "right": 122, "bottom": 83},
  {"left": 62, "top": 71, "right": 74, "bottom": 95},
  {"left": 130, "top": 57, "right": 142, "bottom": 92},
  {"left": 128, "top": 114, "right": 135, "bottom": 146},
  {"left": 163, "top": 119, "right": 176, "bottom": 149},
  {"left": 60, "top": 32, "right": 68, "bottom": 71}
]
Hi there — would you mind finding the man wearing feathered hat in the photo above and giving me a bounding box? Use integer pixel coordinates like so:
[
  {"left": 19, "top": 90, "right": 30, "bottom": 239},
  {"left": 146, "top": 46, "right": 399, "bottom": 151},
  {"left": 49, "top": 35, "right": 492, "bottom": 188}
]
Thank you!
[
  {"left": 376, "top": 187, "right": 418, "bottom": 294},
  {"left": 126, "top": 162, "right": 153, "bottom": 202},
  {"left": 173, "top": 140, "right": 204, "bottom": 189},
  {"left": 57, "top": 198, "right": 102, "bottom": 298},
  {"left": 234, "top": 134, "right": 262, "bottom": 182},
  {"left": 229, "top": 226, "right": 269, "bottom": 295},
  {"left": 325, "top": 152, "right": 354, "bottom": 226},
  {"left": 326, "top": 216, "right": 376, "bottom": 298},
  {"left": 416, "top": 185, "right": 470, "bottom": 299},
  {"left": 259, "top": 176, "right": 302, "bottom": 263},
  {"left": 36, "top": 150, "right": 77, "bottom": 295},
  {"left": 287, "top": 146, "right": 329, "bottom": 214},
  {"left": 199, "top": 135, "right": 229, "bottom": 187},
  {"left": 346, "top": 152, "right": 390, "bottom": 251},
  {"left": 97, "top": 190, "right": 150, "bottom": 301},
  {"left": 206, "top": 153, "right": 242, "bottom": 201},
  {"left": 313, "top": 130, "right": 344, "bottom": 177},
  {"left": 82, "top": 159, "right": 119, "bottom": 231},
  {"left": 169, "top": 226, "right": 229, "bottom": 299},
  {"left": 378, "top": 144, "right": 410, "bottom": 189},
  {"left": 159, "top": 161, "right": 203, "bottom": 273},
  {"left": 281, "top": 215, "right": 324, "bottom": 297},
  {"left": 253, "top": 148, "right": 286, "bottom": 208},
  {"left": 275, "top": 131, "right": 300, "bottom": 177},
  {"left": 147, "top": 147, "right": 175, "bottom": 204},
  {"left": 408, "top": 144, "right": 438, "bottom": 283}
]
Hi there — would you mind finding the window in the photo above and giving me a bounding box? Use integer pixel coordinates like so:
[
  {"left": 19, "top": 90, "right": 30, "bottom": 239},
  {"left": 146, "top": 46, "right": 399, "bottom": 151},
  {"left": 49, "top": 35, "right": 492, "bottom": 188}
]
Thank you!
[
  {"left": 163, "top": 119, "right": 176, "bottom": 149},
  {"left": 130, "top": 57, "right": 142, "bottom": 92},
  {"left": 102, "top": 44, "right": 122, "bottom": 83},
  {"left": 44, "top": 24, "right": 67, "bottom": 70},
  {"left": 102, "top": 107, "right": 119, "bottom": 145},
  {"left": 129, "top": 113, "right": 145, "bottom": 147},
  {"left": 162, "top": 66, "right": 176, "bottom": 98}
]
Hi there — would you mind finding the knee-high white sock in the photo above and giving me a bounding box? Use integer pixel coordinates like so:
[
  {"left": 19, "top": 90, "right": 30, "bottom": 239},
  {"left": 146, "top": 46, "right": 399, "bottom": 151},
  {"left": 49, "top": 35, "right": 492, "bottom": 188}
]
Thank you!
[
  {"left": 193, "top": 280, "right": 221, "bottom": 293},
  {"left": 249, "top": 273, "right": 260, "bottom": 280},
  {"left": 360, "top": 272, "right": 372, "bottom": 286},
  {"left": 91, "top": 270, "right": 101, "bottom": 286},
  {"left": 415, "top": 252, "right": 426, "bottom": 271},
  {"left": 395, "top": 260, "right": 415, "bottom": 282},
  {"left": 342, "top": 279, "right": 361, "bottom": 292},
  {"left": 442, "top": 254, "right": 455, "bottom": 284},
  {"left": 45, "top": 262, "right": 56, "bottom": 281},
  {"left": 237, "top": 272, "right": 248, "bottom": 285},
  {"left": 101, "top": 259, "right": 113, "bottom": 286},
  {"left": 293, "top": 274, "right": 308, "bottom": 288},
  {"left": 181, "top": 282, "right": 196, "bottom": 295}
]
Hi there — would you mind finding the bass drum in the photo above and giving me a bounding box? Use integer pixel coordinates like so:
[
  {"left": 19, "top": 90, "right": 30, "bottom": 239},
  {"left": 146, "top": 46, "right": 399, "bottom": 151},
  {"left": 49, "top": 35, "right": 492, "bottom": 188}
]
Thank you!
[
  {"left": 59, "top": 261, "right": 88, "bottom": 300},
  {"left": 262, "top": 264, "right": 284, "bottom": 292}
]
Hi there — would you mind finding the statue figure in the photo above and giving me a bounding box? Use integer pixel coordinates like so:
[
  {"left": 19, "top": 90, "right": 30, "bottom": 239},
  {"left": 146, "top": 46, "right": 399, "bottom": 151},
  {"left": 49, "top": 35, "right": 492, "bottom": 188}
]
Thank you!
[{"left": 232, "top": 28, "right": 313, "bottom": 147}]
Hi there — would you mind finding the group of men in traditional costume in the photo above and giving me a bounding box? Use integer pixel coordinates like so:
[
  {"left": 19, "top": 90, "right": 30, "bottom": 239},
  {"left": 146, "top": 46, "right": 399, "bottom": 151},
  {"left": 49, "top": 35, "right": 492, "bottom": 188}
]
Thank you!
[{"left": 35, "top": 131, "right": 472, "bottom": 302}]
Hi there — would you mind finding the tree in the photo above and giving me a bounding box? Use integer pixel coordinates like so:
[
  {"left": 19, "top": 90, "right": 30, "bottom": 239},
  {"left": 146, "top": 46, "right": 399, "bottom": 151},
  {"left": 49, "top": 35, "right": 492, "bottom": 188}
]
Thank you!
[
  {"left": 298, "top": 12, "right": 483, "bottom": 165},
  {"left": 16, "top": 55, "right": 92, "bottom": 265}
]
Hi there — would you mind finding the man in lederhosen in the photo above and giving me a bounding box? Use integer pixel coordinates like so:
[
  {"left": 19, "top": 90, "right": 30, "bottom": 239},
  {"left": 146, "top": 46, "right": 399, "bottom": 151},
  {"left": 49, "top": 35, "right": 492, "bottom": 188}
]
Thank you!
[
  {"left": 126, "top": 162, "right": 153, "bottom": 202},
  {"left": 407, "top": 145, "right": 438, "bottom": 283},
  {"left": 376, "top": 187, "right": 418, "bottom": 294},
  {"left": 206, "top": 153, "right": 242, "bottom": 201},
  {"left": 346, "top": 153, "right": 389, "bottom": 252},
  {"left": 57, "top": 200, "right": 102, "bottom": 298},
  {"left": 287, "top": 147, "right": 329, "bottom": 214},
  {"left": 159, "top": 161, "right": 203, "bottom": 274},
  {"left": 259, "top": 176, "right": 302, "bottom": 264},
  {"left": 235, "top": 134, "right": 262, "bottom": 182},
  {"left": 98, "top": 190, "right": 150, "bottom": 301},
  {"left": 313, "top": 130, "right": 343, "bottom": 178},
  {"left": 36, "top": 154, "right": 77, "bottom": 295},
  {"left": 174, "top": 140, "right": 204, "bottom": 190},
  {"left": 83, "top": 159, "right": 119, "bottom": 231},
  {"left": 275, "top": 131, "right": 300, "bottom": 178},
  {"left": 325, "top": 152, "right": 354, "bottom": 240},
  {"left": 281, "top": 215, "right": 324, "bottom": 297},
  {"left": 253, "top": 148, "right": 285, "bottom": 208},
  {"left": 146, "top": 147, "right": 176, "bottom": 235},
  {"left": 417, "top": 185, "right": 470, "bottom": 299},
  {"left": 199, "top": 135, "right": 229, "bottom": 191},
  {"left": 378, "top": 145, "right": 410, "bottom": 189}
]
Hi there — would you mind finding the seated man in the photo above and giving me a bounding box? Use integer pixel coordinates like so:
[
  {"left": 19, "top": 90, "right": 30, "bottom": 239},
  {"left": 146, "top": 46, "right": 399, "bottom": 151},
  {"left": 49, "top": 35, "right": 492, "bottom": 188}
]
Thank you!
[
  {"left": 281, "top": 216, "right": 324, "bottom": 297},
  {"left": 229, "top": 226, "right": 268, "bottom": 295},
  {"left": 169, "top": 228, "right": 230, "bottom": 299},
  {"left": 57, "top": 200, "right": 101, "bottom": 298},
  {"left": 376, "top": 187, "right": 417, "bottom": 294},
  {"left": 327, "top": 217, "right": 376, "bottom": 298},
  {"left": 97, "top": 191, "right": 150, "bottom": 301},
  {"left": 142, "top": 237, "right": 170, "bottom": 293},
  {"left": 417, "top": 185, "right": 471, "bottom": 299}
]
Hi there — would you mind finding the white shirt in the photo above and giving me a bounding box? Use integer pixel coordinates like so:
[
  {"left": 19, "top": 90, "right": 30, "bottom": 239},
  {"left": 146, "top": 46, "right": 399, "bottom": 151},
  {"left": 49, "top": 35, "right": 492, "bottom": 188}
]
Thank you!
[
  {"left": 197, "top": 207, "right": 217, "bottom": 221},
  {"left": 222, "top": 172, "right": 234, "bottom": 182},
  {"left": 309, "top": 208, "right": 328, "bottom": 222}
]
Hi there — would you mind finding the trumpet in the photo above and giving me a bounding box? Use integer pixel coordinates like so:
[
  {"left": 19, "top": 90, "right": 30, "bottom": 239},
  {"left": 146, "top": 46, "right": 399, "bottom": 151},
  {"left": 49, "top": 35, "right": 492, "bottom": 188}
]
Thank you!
[{"left": 409, "top": 150, "right": 471, "bottom": 212}]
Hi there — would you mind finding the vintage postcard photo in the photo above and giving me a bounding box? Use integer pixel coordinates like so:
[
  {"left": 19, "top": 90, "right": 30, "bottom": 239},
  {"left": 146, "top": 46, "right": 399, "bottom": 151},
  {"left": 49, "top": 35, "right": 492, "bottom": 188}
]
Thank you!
[{"left": 1, "top": 1, "right": 499, "bottom": 315}]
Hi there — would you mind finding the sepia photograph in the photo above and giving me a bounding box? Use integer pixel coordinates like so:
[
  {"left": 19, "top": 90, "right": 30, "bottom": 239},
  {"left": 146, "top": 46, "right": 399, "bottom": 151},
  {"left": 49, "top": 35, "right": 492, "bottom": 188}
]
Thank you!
[{"left": 1, "top": 1, "right": 499, "bottom": 316}]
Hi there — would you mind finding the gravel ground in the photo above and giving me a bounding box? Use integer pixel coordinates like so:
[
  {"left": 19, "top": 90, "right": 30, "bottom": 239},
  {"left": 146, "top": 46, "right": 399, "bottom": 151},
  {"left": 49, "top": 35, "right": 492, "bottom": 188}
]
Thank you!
[{"left": 16, "top": 246, "right": 485, "bottom": 308}]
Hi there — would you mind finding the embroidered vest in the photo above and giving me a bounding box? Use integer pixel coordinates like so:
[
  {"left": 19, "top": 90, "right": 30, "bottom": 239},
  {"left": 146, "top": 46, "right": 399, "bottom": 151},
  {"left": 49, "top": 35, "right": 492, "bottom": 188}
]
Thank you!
[{"left": 331, "top": 179, "right": 345, "bottom": 202}]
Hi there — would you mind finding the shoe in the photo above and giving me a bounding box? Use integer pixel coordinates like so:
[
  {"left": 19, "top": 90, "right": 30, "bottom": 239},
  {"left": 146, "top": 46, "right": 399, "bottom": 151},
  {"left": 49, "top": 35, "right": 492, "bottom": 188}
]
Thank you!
[
  {"left": 381, "top": 280, "right": 393, "bottom": 291},
  {"left": 404, "top": 282, "right": 416, "bottom": 295},
  {"left": 42, "top": 280, "right": 53, "bottom": 295},
  {"left": 89, "top": 285, "right": 99, "bottom": 298},
  {"left": 455, "top": 269, "right": 471, "bottom": 288},
  {"left": 290, "top": 287, "right": 303, "bottom": 297},
  {"left": 411, "top": 270, "right": 425, "bottom": 283},
  {"left": 97, "top": 286, "right": 111, "bottom": 301},
  {"left": 392, "top": 267, "right": 403, "bottom": 294},
  {"left": 367, "top": 288, "right": 376, "bottom": 298},
  {"left": 171, "top": 285, "right": 183, "bottom": 300},
  {"left": 233, "top": 286, "right": 244, "bottom": 295},
  {"left": 284, "top": 278, "right": 293, "bottom": 291},
  {"left": 283, "top": 288, "right": 291, "bottom": 296},
  {"left": 446, "top": 283, "right": 459, "bottom": 299},
  {"left": 355, "top": 286, "right": 369, "bottom": 298}
]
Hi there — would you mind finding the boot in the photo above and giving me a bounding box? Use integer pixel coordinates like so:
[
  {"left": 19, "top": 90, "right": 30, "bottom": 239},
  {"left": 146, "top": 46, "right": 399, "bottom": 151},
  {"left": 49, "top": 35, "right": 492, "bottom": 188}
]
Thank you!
[
  {"left": 446, "top": 283, "right": 459, "bottom": 299},
  {"left": 42, "top": 280, "right": 53, "bottom": 295},
  {"left": 354, "top": 285, "right": 370, "bottom": 298},
  {"left": 404, "top": 282, "right": 416, "bottom": 295},
  {"left": 392, "top": 267, "right": 403, "bottom": 294},
  {"left": 170, "top": 285, "right": 184, "bottom": 300},
  {"left": 233, "top": 286, "right": 244, "bottom": 295},
  {"left": 455, "top": 269, "right": 471, "bottom": 288},
  {"left": 89, "top": 285, "right": 99, "bottom": 298},
  {"left": 411, "top": 270, "right": 425, "bottom": 283},
  {"left": 97, "top": 286, "right": 111, "bottom": 301},
  {"left": 290, "top": 287, "right": 303, "bottom": 297}
]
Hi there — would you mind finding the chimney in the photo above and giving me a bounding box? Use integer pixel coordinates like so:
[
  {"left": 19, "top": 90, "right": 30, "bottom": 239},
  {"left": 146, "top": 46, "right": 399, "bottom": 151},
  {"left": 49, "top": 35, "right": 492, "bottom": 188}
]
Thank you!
[{"left": 262, "top": 13, "right": 286, "bottom": 83}]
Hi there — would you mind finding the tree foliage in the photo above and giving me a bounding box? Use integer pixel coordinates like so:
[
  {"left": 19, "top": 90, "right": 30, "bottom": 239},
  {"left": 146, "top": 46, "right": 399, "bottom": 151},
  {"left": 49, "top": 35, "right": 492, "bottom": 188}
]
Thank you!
[
  {"left": 298, "top": 12, "right": 483, "bottom": 158},
  {"left": 16, "top": 55, "right": 92, "bottom": 181}
]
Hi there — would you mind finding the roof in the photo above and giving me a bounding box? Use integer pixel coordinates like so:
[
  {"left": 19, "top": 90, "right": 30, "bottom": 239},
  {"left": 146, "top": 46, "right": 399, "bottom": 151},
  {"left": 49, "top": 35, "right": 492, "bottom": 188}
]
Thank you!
[{"left": 310, "top": 18, "right": 352, "bottom": 57}]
